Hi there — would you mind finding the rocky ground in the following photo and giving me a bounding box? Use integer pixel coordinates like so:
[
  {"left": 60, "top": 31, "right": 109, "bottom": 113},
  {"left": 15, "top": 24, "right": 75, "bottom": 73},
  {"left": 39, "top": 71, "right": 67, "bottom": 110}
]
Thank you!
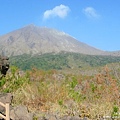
[{"left": 0, "top": 93, "right": 114, "bottom": 120}]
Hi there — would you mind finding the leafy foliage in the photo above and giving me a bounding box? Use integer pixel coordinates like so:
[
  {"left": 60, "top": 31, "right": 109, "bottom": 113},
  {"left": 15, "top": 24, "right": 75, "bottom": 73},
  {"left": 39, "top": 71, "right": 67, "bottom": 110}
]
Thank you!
[{"left": 9, "top": 52, "right": 120, "bottom": 70}]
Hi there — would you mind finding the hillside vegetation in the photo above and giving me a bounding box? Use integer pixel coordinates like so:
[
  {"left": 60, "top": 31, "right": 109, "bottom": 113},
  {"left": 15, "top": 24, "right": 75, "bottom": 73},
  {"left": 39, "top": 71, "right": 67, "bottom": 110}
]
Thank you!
[
  {"left": 10, "top": 52, "right": 120, "bottom": 71},
  {"left": 0, "top": 62, "right": 120, "bottom": 119}
]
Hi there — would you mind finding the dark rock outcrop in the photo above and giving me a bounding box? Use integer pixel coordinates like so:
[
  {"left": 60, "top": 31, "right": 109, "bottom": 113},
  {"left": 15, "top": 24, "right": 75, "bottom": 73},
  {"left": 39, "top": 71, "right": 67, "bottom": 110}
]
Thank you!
[{"left": 0, "top": 55, "right": 10, "bottom": 78}]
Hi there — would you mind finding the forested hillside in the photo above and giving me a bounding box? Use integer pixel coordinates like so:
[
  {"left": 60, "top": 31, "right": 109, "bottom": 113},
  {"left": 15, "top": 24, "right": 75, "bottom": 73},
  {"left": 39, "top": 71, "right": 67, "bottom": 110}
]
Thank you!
[{"left": 10, "top": 52, "right": 120, "bottom": 71}]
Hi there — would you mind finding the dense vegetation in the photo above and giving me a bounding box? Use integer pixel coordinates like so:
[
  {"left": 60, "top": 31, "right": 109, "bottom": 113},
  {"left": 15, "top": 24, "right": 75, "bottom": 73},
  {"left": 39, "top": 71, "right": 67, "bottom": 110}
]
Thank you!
[
  {"left": 10, "top": 52, "right": 120, "bottom": 70},
  {"left": 0, "top": 62, "right": 120, "bottom": 119},
  {"left": 1, "top": 53, "right": 120, "bottom": 119}
]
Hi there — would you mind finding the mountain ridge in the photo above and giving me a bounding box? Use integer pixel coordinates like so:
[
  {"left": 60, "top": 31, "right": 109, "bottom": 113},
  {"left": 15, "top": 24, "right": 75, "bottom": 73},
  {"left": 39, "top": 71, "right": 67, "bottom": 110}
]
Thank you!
[{"left": 0, "top": 24, "right": 119, "bottom": 56}]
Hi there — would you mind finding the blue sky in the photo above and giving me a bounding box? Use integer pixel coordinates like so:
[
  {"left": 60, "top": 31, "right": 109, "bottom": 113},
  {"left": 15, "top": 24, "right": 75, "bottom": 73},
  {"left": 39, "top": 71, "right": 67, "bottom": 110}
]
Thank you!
[{"left": 0, "top": 0, "right": 120, "bottom": 51}]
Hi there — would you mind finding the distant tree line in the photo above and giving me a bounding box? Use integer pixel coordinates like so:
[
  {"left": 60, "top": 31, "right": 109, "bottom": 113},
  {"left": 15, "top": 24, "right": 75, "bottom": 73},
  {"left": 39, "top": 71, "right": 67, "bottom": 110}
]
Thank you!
[{"left": 9, "top": 52, "right": 120, "bottom": 71}]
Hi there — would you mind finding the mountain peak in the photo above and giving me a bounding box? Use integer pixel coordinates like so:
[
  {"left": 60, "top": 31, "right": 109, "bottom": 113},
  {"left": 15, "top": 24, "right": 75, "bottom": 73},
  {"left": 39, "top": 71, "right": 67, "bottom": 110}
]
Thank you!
[
  {"left": 23, "top": 24, "right": 36, "bottom": 28},
  {"left": 21, "top": 24, "right": 39, "bottom": 31},
  {"left": 0, "top": 25, "right": 119, "bottom": 56}
]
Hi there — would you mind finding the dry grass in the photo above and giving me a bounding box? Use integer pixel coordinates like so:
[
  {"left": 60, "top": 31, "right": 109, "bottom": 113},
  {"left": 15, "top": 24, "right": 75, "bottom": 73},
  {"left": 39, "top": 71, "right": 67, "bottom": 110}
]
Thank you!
[{"left": 0, "top": 65, "right": 120, "bottom": 119}]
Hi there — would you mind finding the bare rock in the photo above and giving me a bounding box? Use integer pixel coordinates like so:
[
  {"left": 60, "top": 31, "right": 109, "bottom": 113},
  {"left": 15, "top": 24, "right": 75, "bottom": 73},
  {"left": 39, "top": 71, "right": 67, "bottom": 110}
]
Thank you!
[
  {"left": 10, "top": 105, "right": 33, "bottom": 120},
  {"left": 0, "top": 93, "right": 13, "bottom": 112}
]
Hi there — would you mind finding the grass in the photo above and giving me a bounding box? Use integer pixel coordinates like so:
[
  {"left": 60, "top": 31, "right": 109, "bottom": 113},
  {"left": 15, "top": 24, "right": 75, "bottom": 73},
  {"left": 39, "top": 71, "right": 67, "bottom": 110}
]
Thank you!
[{"left": 0, "top": 65, "right": 120, "bottom": 119}]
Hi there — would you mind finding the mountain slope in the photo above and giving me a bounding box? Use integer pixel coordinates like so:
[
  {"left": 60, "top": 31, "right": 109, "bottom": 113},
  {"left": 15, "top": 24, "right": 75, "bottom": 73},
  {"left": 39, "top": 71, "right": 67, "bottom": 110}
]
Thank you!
[{"left": 0, "top": 24, "right": 106, "bottom": 56}]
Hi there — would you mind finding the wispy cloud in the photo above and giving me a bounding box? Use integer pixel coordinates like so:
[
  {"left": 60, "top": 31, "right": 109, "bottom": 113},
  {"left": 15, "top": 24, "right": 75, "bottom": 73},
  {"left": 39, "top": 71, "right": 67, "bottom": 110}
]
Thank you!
[
  {"left": 83, "top": 7, "right": 100, "bottom": 19},
  {"left": 43, "top": 4, "right": 70, "bottom": 20}
]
